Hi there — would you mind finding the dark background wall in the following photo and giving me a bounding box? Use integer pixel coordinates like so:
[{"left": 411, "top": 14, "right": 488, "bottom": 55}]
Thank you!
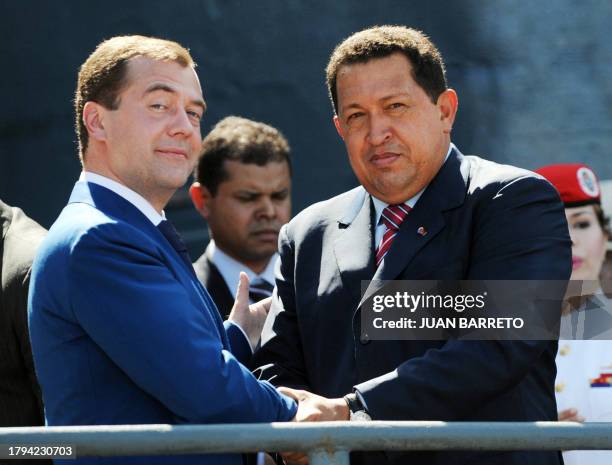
[{"left": 1, "top": 1, "right": 611, "bottom": 257}]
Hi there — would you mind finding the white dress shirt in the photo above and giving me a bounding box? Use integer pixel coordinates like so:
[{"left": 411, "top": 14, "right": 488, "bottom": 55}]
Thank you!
[
  {"left": 207, "top": 240, "right": 277, "bottom": 304},
  {"left": 79, "top": 171, "right": 166, "bottom": 225}
]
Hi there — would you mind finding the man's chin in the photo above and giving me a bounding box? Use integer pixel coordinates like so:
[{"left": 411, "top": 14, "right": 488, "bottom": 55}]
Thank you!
[
  {"left": 158, "top": 173, "right": 192, "bottom": 191},
  {"left": 367, "top": 176, "right": 424, "bottom": 203},
  {"left": 245, "top": 243, "right": 278, "bottom": 260}
]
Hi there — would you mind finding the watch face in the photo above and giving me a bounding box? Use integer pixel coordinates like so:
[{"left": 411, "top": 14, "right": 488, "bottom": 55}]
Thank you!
[{"left": 350, "top": 410, "right": 372, "bottom": 422}]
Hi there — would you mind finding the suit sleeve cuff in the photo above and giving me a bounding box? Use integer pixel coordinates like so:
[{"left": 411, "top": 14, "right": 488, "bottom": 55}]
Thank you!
[
  {"left": 354, "top": 389, "right": 370, "bottom": 413},
  {"left": 353, "top": 370, "right": 399, "bottom": 419},
  {"left": 224, "top": 320, "right": 253, "bottom": 363}
]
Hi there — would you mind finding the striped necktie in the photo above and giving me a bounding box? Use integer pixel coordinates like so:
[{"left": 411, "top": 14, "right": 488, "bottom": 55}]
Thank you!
[
  {"left": 375, "top": 204, "right": 411, "bottom": 267},
  {"left": 249, "top": 278, "right": 274, "bottom": 303}
]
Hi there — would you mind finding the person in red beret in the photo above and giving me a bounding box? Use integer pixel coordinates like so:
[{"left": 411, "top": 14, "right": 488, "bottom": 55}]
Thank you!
[{"left": 536, "top": 163, "right": 612, "bottom": 465}]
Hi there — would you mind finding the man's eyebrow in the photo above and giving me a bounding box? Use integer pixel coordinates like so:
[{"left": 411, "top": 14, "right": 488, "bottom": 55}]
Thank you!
[
  {"left": 341, "top": 102, "right": 364, "bottom": 112},
  {"left": 191, "top": 98, "right": 207, "bottom": 113},
  {"left": 236, "top": 190, "right": 260, "bottom": 195},
  {"left": 144, "top": 83, "right": 175, "bottom": 96},
  {"left": 379, "top": 92, "right": 410, "bottom": 102},
  {"left": 143, "top": 83, "right": 207, "bottom": 112},
  {"left": 340, "top": 92, "right": 411, "bottom": 113}
]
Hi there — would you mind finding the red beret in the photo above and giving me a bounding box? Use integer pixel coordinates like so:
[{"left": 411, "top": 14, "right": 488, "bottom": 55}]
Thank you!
[{"left": 535, "top": 163, "right": 601, "bottom": 207}]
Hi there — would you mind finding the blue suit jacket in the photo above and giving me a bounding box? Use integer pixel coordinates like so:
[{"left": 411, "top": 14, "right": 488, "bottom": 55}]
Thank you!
[
  {"left": 253, "top": 148, "right": 572, "bottom": 465},
  {"left": 28, "top": 182, "right": 296, "bottom": 465}
]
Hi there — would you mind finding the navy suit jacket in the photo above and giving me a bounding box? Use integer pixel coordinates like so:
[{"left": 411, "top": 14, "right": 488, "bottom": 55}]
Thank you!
[
  {"left": 194, "top": 246, "right": 235, "bottom": 320},
  {"left": 28, "top": 182, "right": 296, "bottom": 465},
  {"left": 253, "top": 148, "right": 572, "bottom": 465}
]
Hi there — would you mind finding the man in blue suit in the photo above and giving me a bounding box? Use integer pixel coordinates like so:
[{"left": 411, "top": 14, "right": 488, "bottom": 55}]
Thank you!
[
  {"left": 28, "top": 35, "right": 336, "bottom": 465},
  {"left": 252, "top": 26, "right": 572, "bottom": 465}
]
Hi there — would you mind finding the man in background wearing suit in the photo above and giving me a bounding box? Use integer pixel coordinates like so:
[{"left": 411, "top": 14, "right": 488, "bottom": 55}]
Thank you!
[
  {"left": 253, "top": 26, "right": 572, "bottom": 465},
  {"left": 1, "top": 199, "right": 50, "bottom": 465},
  {"left": 190, "top": 116, "right": 292, "bottom": 319},
  {"left": 28, "top": 35, "right": 332, "bottom": 465}
]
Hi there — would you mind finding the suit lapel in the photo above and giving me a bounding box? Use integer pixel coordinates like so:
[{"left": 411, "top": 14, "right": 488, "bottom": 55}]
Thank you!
[
  {"left": 333, "top": 187, "right": 376, "bottom": 303},
  {"left": 69, "top": 182, "right": 229, "bottom": 345},
  {"left": 193, "top": 246, "right": 235, "bottom": 320},
  {"left": 359, "top": 148, "right": 467, "bottom": 308}
]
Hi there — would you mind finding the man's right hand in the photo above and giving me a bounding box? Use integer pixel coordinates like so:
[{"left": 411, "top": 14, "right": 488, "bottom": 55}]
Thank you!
[
  {"left": 278, "top": 387, "right": 349, "bottom": 422},
  {"left": 277, "top": 387, "right": 349, "bottom": 465}
]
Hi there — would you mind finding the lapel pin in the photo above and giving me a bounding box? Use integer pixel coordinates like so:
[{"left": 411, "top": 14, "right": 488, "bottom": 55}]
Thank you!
[{"left": 417, "top": 226, "right": 428, "bottom": 236}]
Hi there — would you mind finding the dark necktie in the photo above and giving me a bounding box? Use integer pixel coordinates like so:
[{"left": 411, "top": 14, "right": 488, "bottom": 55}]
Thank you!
[
  {"left": 157, "top": 220, "right": 195, "bottom": 275},
  {"left": 249, "top": 278, "right": 274, "bottom": 303},
  {"left": 375, "top": 203, "right": 411, "bottom": 267}
]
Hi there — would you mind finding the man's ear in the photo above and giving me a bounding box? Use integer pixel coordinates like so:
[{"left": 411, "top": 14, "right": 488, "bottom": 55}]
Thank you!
[
  {"left": 82, "top": 101, "right": 107, "bottom": 142},
  {"left": 437, "top": 89, "right": 459, "bottom": 134},
  {"left": 189, "top": 182, "right": 212, "bottom": 219},
  {"left": 333, "top": 115, "right": 345, "bottom": 140}
]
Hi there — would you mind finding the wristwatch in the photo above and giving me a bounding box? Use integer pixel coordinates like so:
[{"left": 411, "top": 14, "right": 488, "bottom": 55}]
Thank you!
[{"left": 343, "top": 393, "right": 372, "bottom": 421}]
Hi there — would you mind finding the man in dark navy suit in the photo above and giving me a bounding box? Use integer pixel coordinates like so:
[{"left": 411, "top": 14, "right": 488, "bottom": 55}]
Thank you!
[
  {"left": 190, "top": 116, "right": 292, "bottom": 319},
  {"left": 253, "top": 26, "right": 572, "bottom": 465}
]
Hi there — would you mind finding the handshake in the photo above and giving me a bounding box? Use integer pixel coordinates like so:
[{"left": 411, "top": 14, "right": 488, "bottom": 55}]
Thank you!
[
  {"left": 231, "top": 269, "right": 367, "bottom": 464},
  {"left": 228, "top": 274, "right": 354, "bottom": 423},
  {"left": 278, "top": 387, "right": 349, "bottom": 422},
  {"left": 273, "top": 388, "right": 351, "bottom": 465}
]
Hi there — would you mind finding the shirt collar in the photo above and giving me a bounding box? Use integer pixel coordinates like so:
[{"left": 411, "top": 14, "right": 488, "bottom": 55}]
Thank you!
[
  {"left": 79, "top": 171, "right": 166, "bottom": 226},
  {"left": 371, "top": 143, "right": 454, "bottom": 226},
  {"left": 207, "top": 240, "right": 277, "bottom": 297}
]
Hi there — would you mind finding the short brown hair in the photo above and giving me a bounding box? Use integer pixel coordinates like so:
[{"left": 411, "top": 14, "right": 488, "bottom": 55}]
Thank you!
[
  {"left": 75, "top": 35, "right": 195, "bottom": 160},
  {"left": 326, "top": 25, "right": 448, "bottom": 114},
  {"left": 195, "top": 116, "right": 291, "bottom": 196}
]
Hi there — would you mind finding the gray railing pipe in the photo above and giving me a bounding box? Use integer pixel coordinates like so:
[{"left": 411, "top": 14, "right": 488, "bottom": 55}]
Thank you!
[{"left": 1, "top": 422, "right": 611, "bottom": 464}]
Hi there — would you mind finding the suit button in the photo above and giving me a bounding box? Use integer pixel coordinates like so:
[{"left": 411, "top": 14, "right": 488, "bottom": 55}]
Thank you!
[
  {"left": 559, "top": 345, "right": 570, "bottom": 356},
  {"left": 360, "top": 334, "right": 370, "bottom": 345}
]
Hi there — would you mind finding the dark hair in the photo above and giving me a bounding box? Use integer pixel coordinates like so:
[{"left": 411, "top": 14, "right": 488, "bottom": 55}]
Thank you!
[
  {"left": 75, "top": 35, "right": 194, "bottom": 160},
  {"left": 594, "top": 204, "right": 611, "bottom": 238},
  {"left": 326, "top": 25, "right": 448, "bottom": 114},
  {"left": 195, "top": 116, "right": 292, "bottom": 195}
]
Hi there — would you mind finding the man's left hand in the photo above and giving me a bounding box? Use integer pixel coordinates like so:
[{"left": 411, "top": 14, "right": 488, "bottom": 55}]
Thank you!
[
  {"left": 228, "top": 272, "right": 271, "bottom": 349},
  {"left": 278, "top": 387, "right": 349, "bottom": 422}
]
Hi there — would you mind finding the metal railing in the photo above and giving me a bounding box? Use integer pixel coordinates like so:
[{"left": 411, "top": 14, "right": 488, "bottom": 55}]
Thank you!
[{"left": 2, "top": 421, "right": 612, "bottom": 464}]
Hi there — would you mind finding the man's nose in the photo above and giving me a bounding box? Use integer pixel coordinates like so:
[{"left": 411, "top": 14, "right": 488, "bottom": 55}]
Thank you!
[
  {"left": 366, "top": 114, "right": 392, "bottom": 146},
  {"left": 169, "top": 108, "right": 195, "bottom": 137},
  {"left": 257, "top": 197, "right": 277, "bottom": 218}
]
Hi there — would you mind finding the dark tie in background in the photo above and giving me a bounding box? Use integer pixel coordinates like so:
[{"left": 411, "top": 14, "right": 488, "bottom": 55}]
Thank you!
[
  {"left": 249, "top": 278, "right": 274, "bottom": 303},
  {"left": 157, "top": 220, "right": 195, "bottom": 275}
]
